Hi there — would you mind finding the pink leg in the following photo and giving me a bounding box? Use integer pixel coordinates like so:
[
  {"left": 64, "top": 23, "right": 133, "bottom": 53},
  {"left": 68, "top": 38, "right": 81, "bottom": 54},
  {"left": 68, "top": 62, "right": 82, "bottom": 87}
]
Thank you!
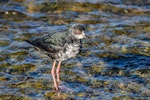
[
  {"left": 51, "top": 60, "right": 58, "bottom": 91},
  {"left": 56, "top": 60, "right": 62, "bottom": 84}
]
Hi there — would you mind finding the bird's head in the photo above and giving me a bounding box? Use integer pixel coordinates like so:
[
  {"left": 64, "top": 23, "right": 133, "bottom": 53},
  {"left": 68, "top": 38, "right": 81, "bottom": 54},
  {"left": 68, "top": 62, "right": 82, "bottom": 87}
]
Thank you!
[{"left": 69, "top": 24, "right": 86, "bottom": 39}]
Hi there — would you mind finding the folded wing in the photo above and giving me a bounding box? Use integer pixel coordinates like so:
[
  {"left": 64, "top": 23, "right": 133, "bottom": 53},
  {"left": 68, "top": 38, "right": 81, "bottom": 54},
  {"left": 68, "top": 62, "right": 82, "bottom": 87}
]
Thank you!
[{"left": 26, "top": 32, "right": 69, "bottom": 53}]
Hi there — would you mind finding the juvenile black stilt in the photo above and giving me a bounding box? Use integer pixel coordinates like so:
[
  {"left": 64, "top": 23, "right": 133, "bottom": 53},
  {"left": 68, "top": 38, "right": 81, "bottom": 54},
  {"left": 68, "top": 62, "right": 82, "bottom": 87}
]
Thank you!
[{"left": 26, "top": 24, "right": 86, "bottom": 91}]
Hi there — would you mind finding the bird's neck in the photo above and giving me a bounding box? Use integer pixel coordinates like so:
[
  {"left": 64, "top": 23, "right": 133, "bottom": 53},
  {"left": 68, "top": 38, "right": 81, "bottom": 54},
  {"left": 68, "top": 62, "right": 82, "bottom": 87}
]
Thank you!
[{"left": 67, "top": 35, "right": 80, "bottom": 44}]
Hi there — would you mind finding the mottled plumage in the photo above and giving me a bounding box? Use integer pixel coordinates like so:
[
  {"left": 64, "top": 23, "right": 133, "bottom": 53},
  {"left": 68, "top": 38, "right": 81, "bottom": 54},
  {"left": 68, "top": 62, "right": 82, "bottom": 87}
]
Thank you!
[
  {"left": 26, "top": 24, "right": 86, "bottom": 91},
  {"left": 26, "top": 31, "right": 82, "bottom": 61}
]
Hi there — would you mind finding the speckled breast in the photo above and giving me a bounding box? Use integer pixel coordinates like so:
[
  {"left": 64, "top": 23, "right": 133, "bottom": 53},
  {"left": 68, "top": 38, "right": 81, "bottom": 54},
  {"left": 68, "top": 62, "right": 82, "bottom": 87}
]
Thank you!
[{"left": 57, "top": 43, "right": 81, "bottom": 61}]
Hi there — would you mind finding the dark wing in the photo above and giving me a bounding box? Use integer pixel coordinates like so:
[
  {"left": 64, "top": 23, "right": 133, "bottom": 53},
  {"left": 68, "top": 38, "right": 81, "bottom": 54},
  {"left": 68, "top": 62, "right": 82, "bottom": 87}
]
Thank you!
[{"left": 26, "top": 31, "right": 69, "bottom": 53}]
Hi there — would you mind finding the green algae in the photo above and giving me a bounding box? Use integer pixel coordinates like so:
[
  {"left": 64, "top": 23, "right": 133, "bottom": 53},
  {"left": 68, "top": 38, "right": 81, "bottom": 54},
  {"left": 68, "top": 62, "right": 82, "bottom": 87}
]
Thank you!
[
  {"left": 0, "top": 55, "right": 5, "bottom": 61},
  {"left": 44, "top": 91, "right": 56, "bottom": 98},
  {"left": 0, "top": 63, "right": 36, "bottom": 74},
  {"left": 0, "top": 94, "right": 29, "bottom": 100},
  {"left": 132, "top": 68, "right": 150, "bottom": 78},
  {"left": 90, "top": 79, "right": 105, "bottom": 88},
  {"left": 32, "top": 81, "right": 50, "bottom": 90},
  {"left": 0, "top": 40, "right": 10, "bottom": 46},
  {"left": 76, "top": 75, "right": 89, "bottom": 84},
  {"left": 10, "top": 79, "right": 50, "bottom": 90},
  {"left": 0, "top": 76, "right": 9, "bottom": 82},
  {"left": 2, "top": 51, "right": 28, "bottom": 61},
  {"left": 2, "top": 10, "right": 29, "bottom": 21},
  {"left": 127, "top": 82, "right": 142, "bottom": 93},
  {"left": 9, "top": 51, "right": 28, "bottom": 56},
  {"left": 89, "top": 63, "right": 106, "bottom": 75},
  {"left": 77, "top": 92, "right": 86, "bottom": 97},
  {"left": 45, "top": 91, "right": 70, "bottom": 99},
  {"left": 112, "top": 96, "right": 147, "bottom": 100},
  {"left": 25, "top": 2, "right": 149, "bottom": 16},
  {"left": 10, "top": 64, "right": 36, "bottom": 74},
  {"left": 11, "top": 81, "right": 32, "bottom": 89}
]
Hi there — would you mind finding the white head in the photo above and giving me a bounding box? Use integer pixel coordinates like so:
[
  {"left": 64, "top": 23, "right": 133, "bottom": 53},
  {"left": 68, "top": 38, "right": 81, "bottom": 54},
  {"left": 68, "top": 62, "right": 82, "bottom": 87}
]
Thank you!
[{"left": 69, "top": 24, "right": 86, "bottom": 39}]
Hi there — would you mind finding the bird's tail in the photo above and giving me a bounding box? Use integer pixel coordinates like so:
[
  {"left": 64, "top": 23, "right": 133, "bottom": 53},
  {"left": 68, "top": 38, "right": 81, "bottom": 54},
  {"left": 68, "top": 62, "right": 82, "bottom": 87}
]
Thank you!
[{"left": 25, "top": 39, "right": 35, "bottom": 46}]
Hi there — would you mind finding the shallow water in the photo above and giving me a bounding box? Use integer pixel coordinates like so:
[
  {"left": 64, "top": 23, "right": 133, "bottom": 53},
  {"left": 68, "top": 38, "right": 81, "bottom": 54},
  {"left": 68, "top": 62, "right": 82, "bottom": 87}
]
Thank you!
[{"left": 0, "top": 0, "right": 150, "bottom": 100}]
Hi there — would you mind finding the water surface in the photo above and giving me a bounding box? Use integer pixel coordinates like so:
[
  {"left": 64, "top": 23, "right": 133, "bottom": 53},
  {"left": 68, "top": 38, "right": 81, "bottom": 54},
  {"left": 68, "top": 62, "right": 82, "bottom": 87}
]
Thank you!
[{"left": 0, "top": 0, "right": 150, "bottom": 99}]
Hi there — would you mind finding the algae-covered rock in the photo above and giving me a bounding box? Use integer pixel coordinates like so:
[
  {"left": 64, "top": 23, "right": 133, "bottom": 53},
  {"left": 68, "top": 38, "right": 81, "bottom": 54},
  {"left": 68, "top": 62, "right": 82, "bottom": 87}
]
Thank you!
[
  {"left": 90, "top": 79, "right": 104, "bottom": 88},
  {"left": 77, "top": 92, "right": 86, "bottom": 97},
  {"left": 91, "top": 63, "right": 105, "bottom": 74},
  {"left": 0, "top": 94, "right": 29, "bottom": 100},
  {"left": 133, "top": 69, "right": 150, "bottom": 78},
  {"left": 10, "top": 64, "right": 36, "bottom": 74},
  {"left": 127, "top": 82, "right": 142, "bottom": 93},
  {"left": 76, "top": 75, "right": 89, "bottom": 84},
  {"left": 2, "top": 51, "right": 28, "bottom": 61},
  {"left": 45, "top": 91, "right": 70, "bottom": 99},
  {"left": 32, "top": 80, "right": 50, "bottom": 90},
  {"left": 0, "top": 40, "right": 10, "bottom": 46},
  {"left": 0, "top": 55, "right": 5, "bottom": 61},
  {"left": 0, "top": 76, "right": 9, "bottom": 82}
]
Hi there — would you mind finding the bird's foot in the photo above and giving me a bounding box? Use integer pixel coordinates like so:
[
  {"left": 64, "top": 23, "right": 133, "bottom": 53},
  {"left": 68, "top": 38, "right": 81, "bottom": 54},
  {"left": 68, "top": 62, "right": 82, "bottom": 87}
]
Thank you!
[
  {"left": 52, "top": 83, "right": 59, "bottom": 91},
  {"left": 52, "top": 86, "right": 59, "bottom": 91}
]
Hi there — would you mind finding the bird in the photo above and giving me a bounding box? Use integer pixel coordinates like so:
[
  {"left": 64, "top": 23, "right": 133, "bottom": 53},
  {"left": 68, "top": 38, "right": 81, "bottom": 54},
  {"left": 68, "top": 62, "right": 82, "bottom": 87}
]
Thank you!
[{"left": 25, "top": 24, "right": 86, "bottom": 91}]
